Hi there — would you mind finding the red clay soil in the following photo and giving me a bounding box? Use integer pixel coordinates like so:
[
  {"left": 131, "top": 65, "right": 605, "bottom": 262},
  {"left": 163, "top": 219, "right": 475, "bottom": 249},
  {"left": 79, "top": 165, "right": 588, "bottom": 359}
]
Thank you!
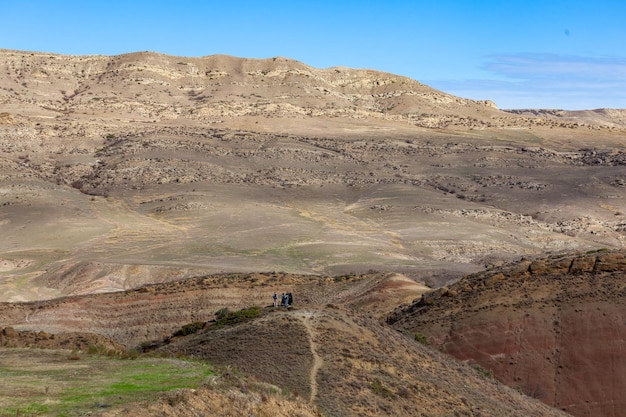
[{"left": 389, "top": 250, "right": 626, "bottom": 417}]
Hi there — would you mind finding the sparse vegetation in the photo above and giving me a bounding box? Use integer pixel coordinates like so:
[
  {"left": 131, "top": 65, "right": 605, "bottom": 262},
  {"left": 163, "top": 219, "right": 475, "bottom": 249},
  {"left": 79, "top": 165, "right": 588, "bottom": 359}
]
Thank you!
[
  {"left": 586, "top": 248, "right": 609, "bottom": 254},
  {"left": 175, "top": 321, "right": 205, "bottom": 336},
  {"left": 1, "top": 50, "right": 624, "bottom": 417},
  {"left": 67, "top": 349, "right": 81, "bottom": 360},
  {"left": 70, "top": 180, "right": 84, "bottom": 190},
  {"left": 215, "top": 307, "right": 231, "bottom": 320},
  {"left": 369, "top": 379, "right": 394, "bottom": 398},
  {"left": 215, "top": 306, "right": 261, "bottom": 326},
  {"left": 87, "top": 344, "right": 118, "bottom": 356},
  {"left": 414, "top": 332, "right": 430, "bottom": 346},
  {"left": 472, "top": 363, "right": 494, "bottom": 378},
  {"left": 524, "top": 383, "right": 546, "bottom": 399}
]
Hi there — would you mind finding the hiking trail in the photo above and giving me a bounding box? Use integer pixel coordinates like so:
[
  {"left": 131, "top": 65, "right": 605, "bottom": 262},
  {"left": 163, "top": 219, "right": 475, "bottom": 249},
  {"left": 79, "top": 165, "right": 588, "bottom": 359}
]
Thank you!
[{"left": 298, "top": 309, "right": 323, "bottom": 404}]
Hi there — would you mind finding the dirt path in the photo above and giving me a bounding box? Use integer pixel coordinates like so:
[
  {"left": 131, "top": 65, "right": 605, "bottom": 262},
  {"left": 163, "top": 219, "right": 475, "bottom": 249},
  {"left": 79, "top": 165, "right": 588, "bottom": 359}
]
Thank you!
[{"left": 298, "top": 309, "right": 323, "bottom": 404}]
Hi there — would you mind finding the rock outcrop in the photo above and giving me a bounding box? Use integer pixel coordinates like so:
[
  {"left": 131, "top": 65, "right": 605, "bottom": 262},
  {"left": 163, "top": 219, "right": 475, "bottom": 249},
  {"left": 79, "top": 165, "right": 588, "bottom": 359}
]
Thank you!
[{"left": 389, "top": 249, "right": 626, "bottom": 417}]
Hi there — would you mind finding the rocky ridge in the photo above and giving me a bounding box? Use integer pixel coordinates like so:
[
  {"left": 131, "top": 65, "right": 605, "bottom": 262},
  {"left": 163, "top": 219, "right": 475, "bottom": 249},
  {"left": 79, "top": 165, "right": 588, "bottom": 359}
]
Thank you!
[{"left": 2, "top": 49, "right": 623, "bottom": 132}]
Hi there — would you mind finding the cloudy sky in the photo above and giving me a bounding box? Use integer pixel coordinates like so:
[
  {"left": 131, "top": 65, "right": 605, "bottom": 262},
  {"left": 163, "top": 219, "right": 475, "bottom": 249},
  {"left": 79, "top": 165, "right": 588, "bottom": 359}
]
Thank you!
[{"left": 1, "top": 0, "right": 624, "bottom": 109}]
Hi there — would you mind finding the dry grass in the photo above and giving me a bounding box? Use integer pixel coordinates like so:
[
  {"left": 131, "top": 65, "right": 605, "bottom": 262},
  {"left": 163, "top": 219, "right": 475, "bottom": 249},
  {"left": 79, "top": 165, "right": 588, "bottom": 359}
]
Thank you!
[{"left": 148, "top": 305, "right": 567, "bottom": 417}]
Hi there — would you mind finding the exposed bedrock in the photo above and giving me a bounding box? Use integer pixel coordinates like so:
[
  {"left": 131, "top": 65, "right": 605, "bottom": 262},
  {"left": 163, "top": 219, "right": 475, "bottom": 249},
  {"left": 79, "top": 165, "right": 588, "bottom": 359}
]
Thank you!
[{"left": 389, "top": 250, "right": 626, "bottom": 417}]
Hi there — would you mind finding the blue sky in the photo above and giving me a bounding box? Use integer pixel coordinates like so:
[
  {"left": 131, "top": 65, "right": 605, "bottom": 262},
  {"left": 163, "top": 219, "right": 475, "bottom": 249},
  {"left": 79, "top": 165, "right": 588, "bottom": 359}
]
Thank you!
[{"left": 1, "top": 0, "right": 625, "bottom": 109}]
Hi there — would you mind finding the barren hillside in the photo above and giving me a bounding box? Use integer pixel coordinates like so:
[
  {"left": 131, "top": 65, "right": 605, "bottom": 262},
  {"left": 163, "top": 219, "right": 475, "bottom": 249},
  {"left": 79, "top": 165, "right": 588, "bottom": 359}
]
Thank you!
[
  {"left": 1, "top": 49, "right": 624, "bottom": 303},
  {"left": 1, "top": 271, "right": 566, "bottom": 417},
  {"left": 506, "top": 108, "right": 626, "bottom": 129},
  {"left": 1, "top": 272, "right": 409, "bottom": 348},
  {"left": 155, "top": 304, "right": 568, "bottom": 417},
  {"left": 0, "top": 49, "right": 625, "bottom": 416},
  {"left": 389, "top": 249, "right": 626, "bottom": 417}
]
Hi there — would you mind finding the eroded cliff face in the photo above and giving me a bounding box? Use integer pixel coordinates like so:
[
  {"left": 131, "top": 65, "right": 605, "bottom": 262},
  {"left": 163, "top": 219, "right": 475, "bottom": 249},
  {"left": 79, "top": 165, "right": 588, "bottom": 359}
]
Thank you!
[{"left": 389, "top": 250, "right": 626, "bottom": 417}]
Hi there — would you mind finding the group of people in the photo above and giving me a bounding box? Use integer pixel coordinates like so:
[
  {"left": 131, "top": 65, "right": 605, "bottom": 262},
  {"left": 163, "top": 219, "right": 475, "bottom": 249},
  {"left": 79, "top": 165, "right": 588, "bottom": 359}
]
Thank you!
[{"left": 273, "top": 292, "right": 293, "bottom": 307}]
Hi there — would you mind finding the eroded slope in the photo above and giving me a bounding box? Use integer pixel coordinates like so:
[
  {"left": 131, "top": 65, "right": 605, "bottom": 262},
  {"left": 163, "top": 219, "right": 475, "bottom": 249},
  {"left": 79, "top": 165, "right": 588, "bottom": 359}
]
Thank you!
[
  {"left": 1, "top": 49, "right": 624, "bottom": 302},
  {"left": 389, "top": 249, "right": 626, "bottom": 417}
]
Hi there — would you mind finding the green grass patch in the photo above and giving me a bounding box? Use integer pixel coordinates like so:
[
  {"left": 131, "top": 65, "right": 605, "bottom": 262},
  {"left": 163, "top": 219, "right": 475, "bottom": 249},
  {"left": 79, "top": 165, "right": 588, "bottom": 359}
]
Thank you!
[{"left": 0, "top": 349, "right": 213, "bottom": 416}]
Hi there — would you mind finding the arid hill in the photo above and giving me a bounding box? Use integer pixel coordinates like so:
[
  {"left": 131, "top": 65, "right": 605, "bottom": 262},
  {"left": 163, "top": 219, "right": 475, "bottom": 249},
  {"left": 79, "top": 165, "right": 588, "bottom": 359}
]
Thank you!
[
  {"left": 1, "top": 271, "right": 566, "bottom": 417},
  {"left": 506, "top": 108, "right": 626, "bottom": 129},
  {"left": 154, "top": 304, "right": 568, "bottom": 417},
  {"left": 2, "top": 49, "right": 624, "bottom": 134},
  {"left": 1, "top": 49, "right": 624, "bottom": 303},
  {"left": 0, "top": 49, "right": 625, "bottom": 416},
  {"left": 388, "top": 249, "right": 626, "bottom": 417},
  {"left": 0, "top": 272, "right": 427, "bottom": 348}
]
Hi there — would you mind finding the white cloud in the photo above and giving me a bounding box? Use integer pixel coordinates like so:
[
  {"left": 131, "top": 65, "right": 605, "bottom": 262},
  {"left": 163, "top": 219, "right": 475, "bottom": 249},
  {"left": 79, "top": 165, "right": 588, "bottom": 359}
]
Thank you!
[
  {"left": 484, "top": 53, "right": 626, "bottom": 81},
  {"left": 425, "top": 53, "right": 626, "bottom": 110}
]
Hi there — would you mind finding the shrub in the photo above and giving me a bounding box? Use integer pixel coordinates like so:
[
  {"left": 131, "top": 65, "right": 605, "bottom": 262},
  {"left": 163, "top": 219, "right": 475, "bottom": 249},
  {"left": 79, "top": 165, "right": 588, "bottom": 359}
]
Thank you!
[
  {"left": 472, "top": 363, "right": 493, "bottom": 378},
  {"left": 215, "top": 306, "right": 260, "bottom": 326},
  {"left": 414, "top": 332, "right": 430, "bottom": 346},
  {"left": 370, "top": 380, "right": 393, "bottom": 398},
  {"left": 175, "top": 322, "right": 204, "bottom": 336},
  {"left": 68, "top": 350, "right": 81, "bottom": 360},
  {"left": 86, "top": 344, "right": 109, "bottom": 355},
  {"left": 524, "top": 383, "right": 546, "bottom": 399},
  {"left": 121, "top": 349, "right": 140, "bottom": 360},
  {"left": 70, "top": 180, "right": 84, "bottom": 190},
  {"left": 586, "top": 248, "right": 608, "bottom": 254}
]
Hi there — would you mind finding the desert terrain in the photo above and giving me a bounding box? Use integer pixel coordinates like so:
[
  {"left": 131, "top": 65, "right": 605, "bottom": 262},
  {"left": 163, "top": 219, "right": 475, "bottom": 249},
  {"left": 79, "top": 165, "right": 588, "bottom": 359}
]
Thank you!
[{"left": 0, "top": 49, "right": 624, "bottom": 416}]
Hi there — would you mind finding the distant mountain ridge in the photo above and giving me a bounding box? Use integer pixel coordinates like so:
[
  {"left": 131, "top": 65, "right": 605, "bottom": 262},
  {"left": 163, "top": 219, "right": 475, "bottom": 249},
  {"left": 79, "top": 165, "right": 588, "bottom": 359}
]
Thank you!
[
  {"left": 3, "top": 48, "right": 622, "bottom": 132},
  {"left": 1, "top": 48, "right": 625, "bottom": 301},
  {"left": 505, "top": 108, "right": 626, "bottom": 128},
  {"left": 0, "top": 49, "right": 494, "bottom": 125}
]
